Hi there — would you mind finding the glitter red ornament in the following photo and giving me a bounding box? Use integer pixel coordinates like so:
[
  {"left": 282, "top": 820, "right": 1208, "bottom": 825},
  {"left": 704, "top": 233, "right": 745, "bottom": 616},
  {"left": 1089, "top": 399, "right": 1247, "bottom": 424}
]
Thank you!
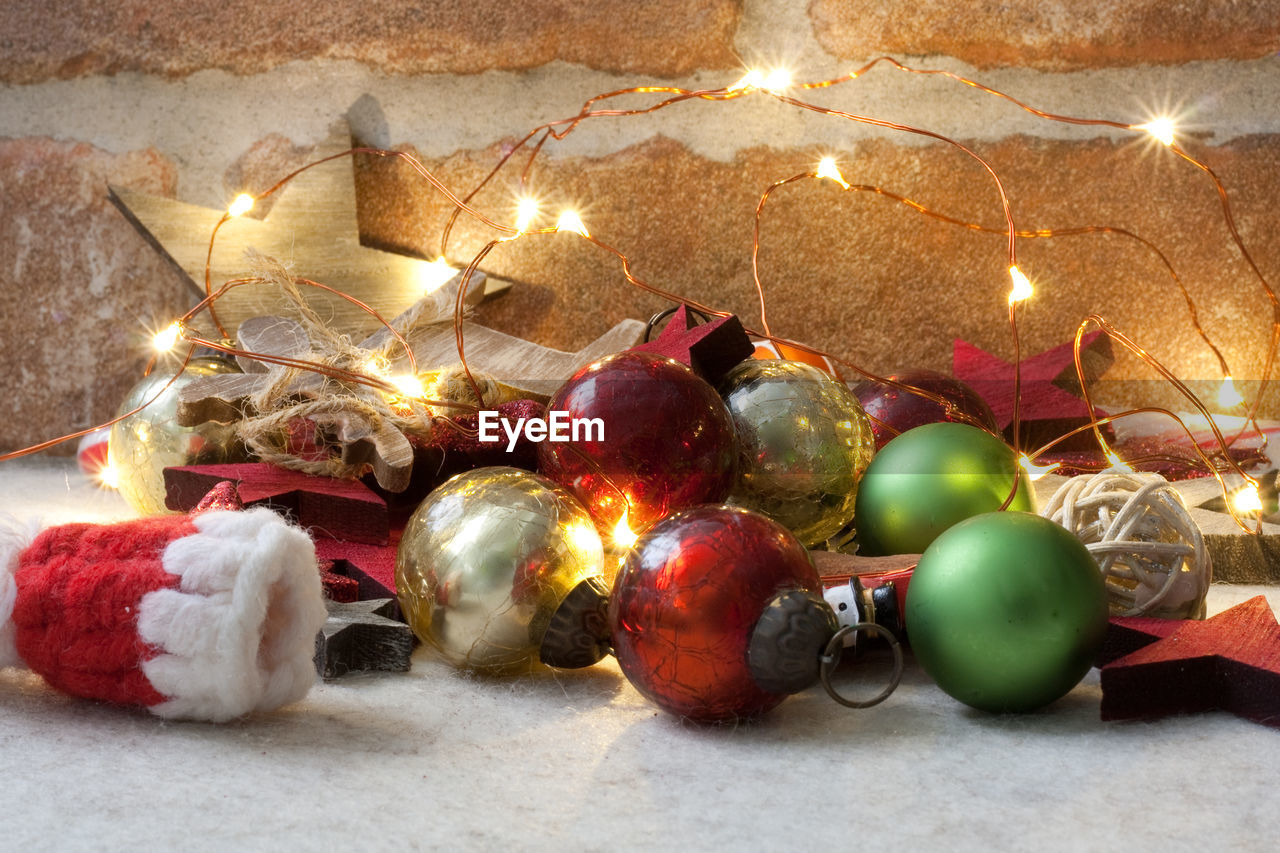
[
  {"left": 609, "top": 505, "right": 833, "bottom": 722},
  {"left": 537, "top": 351, "right": 737, "bottom": 540}
]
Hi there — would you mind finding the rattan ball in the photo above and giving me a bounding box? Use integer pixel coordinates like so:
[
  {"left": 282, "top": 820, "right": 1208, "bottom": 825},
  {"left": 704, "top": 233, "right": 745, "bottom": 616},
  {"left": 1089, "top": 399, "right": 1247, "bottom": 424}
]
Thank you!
[{"left": 1040, "top": 470, "right": 1211, "bottom": 618}]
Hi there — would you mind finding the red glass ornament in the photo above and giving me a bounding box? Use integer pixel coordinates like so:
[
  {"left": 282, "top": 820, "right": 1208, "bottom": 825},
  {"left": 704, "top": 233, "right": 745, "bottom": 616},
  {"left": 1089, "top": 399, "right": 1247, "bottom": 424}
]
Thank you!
[
  {"left": 609, "top": 505, "right": 824, "bottom": 722},
  {"left": 852, "top": 368, "right": 998, "bottom": 450},
  {"left": 537, "top": 351, "right": 737, "bottom": 537}
]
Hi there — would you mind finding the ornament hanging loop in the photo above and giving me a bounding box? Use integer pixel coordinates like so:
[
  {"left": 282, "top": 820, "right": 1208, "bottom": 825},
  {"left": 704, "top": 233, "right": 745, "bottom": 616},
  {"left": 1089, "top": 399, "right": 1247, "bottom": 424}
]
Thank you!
[
  {"left": 642, "top": 305, "right": 713, "bottom": 342},
  {"left": 819, "top": 622, "right": 903, "bottom": 709}
]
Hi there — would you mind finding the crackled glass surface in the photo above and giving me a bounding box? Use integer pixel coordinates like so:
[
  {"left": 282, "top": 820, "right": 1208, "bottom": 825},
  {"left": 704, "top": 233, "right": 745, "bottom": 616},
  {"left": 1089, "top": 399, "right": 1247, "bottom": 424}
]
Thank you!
[
  {"left": 108, "top": 356, "right": 244, "bottom": 515},
  {"left": 719, "top": 359, "right": 875, "bottom": 547},
  {"left": 538, "top": 350, "right": 737, "bottom": 537},
  {"left": 396, "top": 467, "right": 605, "bottom": 673},
  {"left": 609, "top": 505, "right": 821, "bottom": 722}
]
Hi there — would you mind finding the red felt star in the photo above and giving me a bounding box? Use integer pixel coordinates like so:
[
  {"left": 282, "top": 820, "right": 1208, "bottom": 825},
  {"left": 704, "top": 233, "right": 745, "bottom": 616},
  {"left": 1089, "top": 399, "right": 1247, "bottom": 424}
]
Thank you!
[
  {"left": 1101, "top": 596, "right": 1280, "bottom": 728},
  {"left": 953, "top": 331, "right": 1113, "bottom": 450},
  {"left": 163, "top": 462, "right": 389, "bottom": 544},
  {"left": 630, "top": 305, "right": 754, "bottom": 384}
]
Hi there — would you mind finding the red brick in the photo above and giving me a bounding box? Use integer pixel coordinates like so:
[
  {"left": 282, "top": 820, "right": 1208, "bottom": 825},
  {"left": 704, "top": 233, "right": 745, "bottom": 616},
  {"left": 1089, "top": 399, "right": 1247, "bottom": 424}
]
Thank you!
[
  {"left": 0, "top": 138, "right": 185, "bottom": 456},
  {"left": 809, "top": 0, "right": 1280, "bottom": 70},
  {"left": 0, "top": 0, "right": 742, "bottom": 83},
  {"left": 351, "top": 133, "right": 1280, "bottom": 420}
]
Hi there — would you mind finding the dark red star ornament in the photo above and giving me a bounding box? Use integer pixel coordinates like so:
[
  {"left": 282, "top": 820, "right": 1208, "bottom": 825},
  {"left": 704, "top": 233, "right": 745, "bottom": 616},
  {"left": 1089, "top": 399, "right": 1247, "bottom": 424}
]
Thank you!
[
  {"left": 954, "top": 331, "right": 1114, "bottom": 451},
  {"left": 1100, "top": 596, "right": 1280, "bottom": 728},
  {"left": 630, "top": 305, "right": 754, "bottom": 385},
  {"left": 163, "top": 462, "right": 388, "bottom": 544}
]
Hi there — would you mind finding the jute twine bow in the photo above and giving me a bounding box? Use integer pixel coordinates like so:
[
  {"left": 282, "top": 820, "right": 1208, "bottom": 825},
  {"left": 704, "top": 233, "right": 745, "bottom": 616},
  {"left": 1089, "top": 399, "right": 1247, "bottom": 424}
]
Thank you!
[
  {"left": 230, "top": 254, "right": 498, "bottom": 485},
  {"left": 1041, "top": 470, "right": 1211, "bottom": 618}
]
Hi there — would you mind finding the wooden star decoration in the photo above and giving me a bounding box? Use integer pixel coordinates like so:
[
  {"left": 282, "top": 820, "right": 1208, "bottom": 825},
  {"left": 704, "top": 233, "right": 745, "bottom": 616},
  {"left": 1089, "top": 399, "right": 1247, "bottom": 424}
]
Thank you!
[
  {"left": 314, "top": 598, "right": 415, "bottom": 680},
  {"left": 954, "top": 331, "right": 1113, "bottom": 451},
  {"left": 1100, "top": 595, "right": 1280, "bottom": 728},
  {"left": 630, "top": 305, "right": 753, "bottom": 385},
  {"left": 163, "top": 462, "right": 390, "bottom": 545},
  {"left": 108, "top": 117, "right": 507, "bottom": 339},
  {"left": 396, "top": 314, "right": 646, "bottom": 400}
]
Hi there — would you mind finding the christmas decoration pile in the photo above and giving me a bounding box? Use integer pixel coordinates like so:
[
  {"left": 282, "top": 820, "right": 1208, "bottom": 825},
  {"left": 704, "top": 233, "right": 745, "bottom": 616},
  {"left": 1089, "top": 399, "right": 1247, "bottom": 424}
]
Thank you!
[
  {"left": 9, "top": 67, "right": 1280, "bottom": 725},
  {"left": 12, "top": 284, "right": 1278, "bottom": 731}
]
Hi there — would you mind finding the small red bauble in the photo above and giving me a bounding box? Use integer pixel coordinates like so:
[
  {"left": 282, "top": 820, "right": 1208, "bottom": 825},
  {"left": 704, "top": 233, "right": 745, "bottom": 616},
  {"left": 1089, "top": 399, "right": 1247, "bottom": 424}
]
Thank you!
[
  {"left": 537, "top": 351, "right": 737, "bottom": 538},
  {"left": 76, "top": 426, "right": 111, "bottom": 480},
  {"left": 609, "top": 505, "right": 826, "bottom": 722},
  {"left": 852, "top": 368, "right": 998, "bottom": 450}
]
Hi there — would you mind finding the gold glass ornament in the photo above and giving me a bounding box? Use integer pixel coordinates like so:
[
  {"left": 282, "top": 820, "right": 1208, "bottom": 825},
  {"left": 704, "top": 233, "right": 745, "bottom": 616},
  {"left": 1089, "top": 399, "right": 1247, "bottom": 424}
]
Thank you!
[
  {"left": 108, "top": 357, "right": 245, "bottom": 515},
  {"left": 396, "top": 467, "right": 607, "bottom": 673},
  {"left": 720, "top": 359, "right": 876, "bottom": 547}
]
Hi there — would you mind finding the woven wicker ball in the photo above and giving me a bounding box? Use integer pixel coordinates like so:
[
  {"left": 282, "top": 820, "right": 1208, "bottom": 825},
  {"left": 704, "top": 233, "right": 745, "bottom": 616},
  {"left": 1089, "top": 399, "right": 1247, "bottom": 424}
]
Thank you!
[{"left": 1040, "top": 470, "right": 1211, "bottom": 618}]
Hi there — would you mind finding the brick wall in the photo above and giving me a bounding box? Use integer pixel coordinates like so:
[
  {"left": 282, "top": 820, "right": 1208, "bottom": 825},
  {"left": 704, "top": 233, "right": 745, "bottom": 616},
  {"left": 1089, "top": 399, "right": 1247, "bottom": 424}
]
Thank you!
[{"left": 2, "top": 0, "right": 1278, "bottom": 453}]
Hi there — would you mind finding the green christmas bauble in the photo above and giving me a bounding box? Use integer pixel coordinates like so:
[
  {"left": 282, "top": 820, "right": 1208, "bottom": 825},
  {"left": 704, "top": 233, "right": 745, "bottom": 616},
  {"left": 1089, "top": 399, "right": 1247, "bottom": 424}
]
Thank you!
[
  {"left": 906, "top": 511, "right": 1109, "bottom": 713},
  {"left": 719, "top": 359, "right": 875, "bottom": 547},
  {"left": 108, "top": 357, "right": 245, "bottom": 515},
  {"left": 854, "top": 422, "right": 1032, "bottom": 555}
]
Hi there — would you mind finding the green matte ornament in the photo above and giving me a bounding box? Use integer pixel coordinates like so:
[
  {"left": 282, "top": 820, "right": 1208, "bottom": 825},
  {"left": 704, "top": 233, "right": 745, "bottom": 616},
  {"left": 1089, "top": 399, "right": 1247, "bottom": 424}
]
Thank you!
[
  {"left": 854, "top": 422, "right": 1032, "bottom": 555},
  {"left": 906, "top": 511, "right": 1109, "bottom": 713}
]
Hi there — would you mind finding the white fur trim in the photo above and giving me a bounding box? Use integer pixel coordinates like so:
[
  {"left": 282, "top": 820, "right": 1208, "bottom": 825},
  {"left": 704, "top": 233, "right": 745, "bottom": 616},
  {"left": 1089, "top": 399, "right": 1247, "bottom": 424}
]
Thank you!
[
  {"left": 0, "top": 515, "right": 40, "bottom": 670},
  {"left": 138, "top": 508, "right": 326, "bottom": 722}
]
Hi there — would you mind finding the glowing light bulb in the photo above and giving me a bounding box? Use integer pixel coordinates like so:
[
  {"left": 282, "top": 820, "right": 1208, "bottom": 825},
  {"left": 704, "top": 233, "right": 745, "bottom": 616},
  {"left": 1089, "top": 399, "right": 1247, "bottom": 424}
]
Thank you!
[
  {"left": 97, "top": 463, "right": 120, "bottom": 490},
  {"left": 1137, "top": 117, "right": 1176, "bottom": 147},
  {"left": 389, "top": 374, "right": 425, "bottom": 399},
  {"left": 1218, "top": 375, "right": 1244, "bottom": 409},
  {"left": 418, "top": 257, "right": 457, "bottom": 294},
  {"left": 565, "top": 522, "right": 602, "bottom": 559},
  {"left": 1232, "top": 485, "right": 1263, "bottom": 515},
  {"left": 761, "top": 68, "right": 792, "bottom": 93},
  {"left": 556, "top": 210, "right": 590, "bottom": 238},
  {"left": 1018, "top": 454, "right": 1061, "bottom": 482},
  {"left": 515, "top": 197, "right": 540, "bottom": 233},
  {"left": 227, "top": 193, "right": 255, "bottom": 218},
  {"left": 1104, "top": 450, "right": 1133, "bottom": 472},
  {"left": 816, "top": 157, "right": 850, "bottom": 189},
  {"left": 612, "top": 511, "right": 639, "bottom": 549},
  {"left": 152, "top": 321, "right": 182, "bottom": 353},
  {"left": 1007, "top": 265, "right": 1034, "bottom": 305}
]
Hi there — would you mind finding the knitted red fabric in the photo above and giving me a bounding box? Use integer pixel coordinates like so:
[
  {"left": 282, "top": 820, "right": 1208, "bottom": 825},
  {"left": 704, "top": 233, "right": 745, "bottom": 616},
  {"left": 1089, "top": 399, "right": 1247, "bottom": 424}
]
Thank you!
[{"left": 12, "top": 515, "right": 194, "bottom": 707}]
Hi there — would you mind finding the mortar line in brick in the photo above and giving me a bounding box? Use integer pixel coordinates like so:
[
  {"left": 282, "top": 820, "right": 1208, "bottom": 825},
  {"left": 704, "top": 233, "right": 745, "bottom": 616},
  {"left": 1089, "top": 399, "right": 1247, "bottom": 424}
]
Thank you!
[{"left": 2, "top": 57, "right": 1277, "bottom": 208}]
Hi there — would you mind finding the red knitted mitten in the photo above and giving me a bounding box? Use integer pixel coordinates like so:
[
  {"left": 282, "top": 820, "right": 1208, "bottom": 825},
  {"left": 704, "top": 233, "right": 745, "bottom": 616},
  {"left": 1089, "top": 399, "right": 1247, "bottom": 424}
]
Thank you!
[{"left": 1, "top": 507, "right": 326, "bottom": 722}]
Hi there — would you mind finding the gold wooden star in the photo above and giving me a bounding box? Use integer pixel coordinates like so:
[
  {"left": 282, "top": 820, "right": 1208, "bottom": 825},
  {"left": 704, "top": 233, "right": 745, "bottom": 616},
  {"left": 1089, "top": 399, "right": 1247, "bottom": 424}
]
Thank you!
[{"left": 107, "top": 117, "right": 507, "bottom": 338}]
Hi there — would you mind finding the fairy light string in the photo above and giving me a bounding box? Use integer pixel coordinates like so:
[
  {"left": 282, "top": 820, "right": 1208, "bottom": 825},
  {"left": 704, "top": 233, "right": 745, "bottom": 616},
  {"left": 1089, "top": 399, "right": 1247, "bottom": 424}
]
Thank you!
[{"left": 3, "top": 61, "right": 1274, "bottom": 536}]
